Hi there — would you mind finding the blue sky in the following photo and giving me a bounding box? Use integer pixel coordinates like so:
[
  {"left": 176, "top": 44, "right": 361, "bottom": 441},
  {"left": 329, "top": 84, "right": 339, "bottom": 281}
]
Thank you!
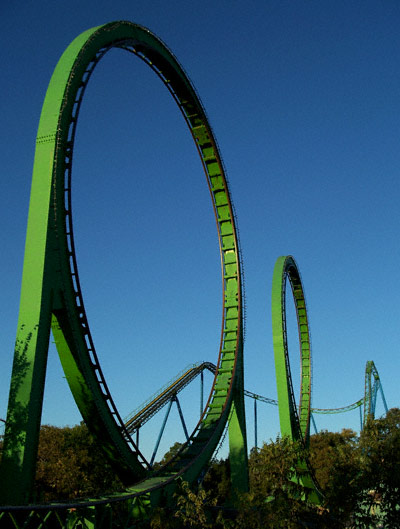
[{"left": 1, "top": 1, "right": 399, "bottom": 460}]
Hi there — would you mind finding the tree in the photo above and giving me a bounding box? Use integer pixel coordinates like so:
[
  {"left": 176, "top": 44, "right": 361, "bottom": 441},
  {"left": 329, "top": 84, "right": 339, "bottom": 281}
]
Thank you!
[
  {"left": 3, "top": 410, "right": 400, "bottom": 527},
  {"left": 309, "top": 428, "right": 358, "bottom": 491},
  {"left": 173, "top": 480, "right": 217, "bottom": 529},
  {"left": 210, "top": 437, "right": 322, "bottom": 529},
  {"left": 34, "top": 424, "right": 122, "bottom": 501},
  {"left": 308, "top": 428, "right": 360, "bottom": 526},
  {"left": 202, "top": 458, "right": 231, "bottom": 506},
  {"left": 153, "top": 441, "right": 183, "bottom": 470},
  {"left": 353, "top": 408, "right": 400, "bottom": 528}
]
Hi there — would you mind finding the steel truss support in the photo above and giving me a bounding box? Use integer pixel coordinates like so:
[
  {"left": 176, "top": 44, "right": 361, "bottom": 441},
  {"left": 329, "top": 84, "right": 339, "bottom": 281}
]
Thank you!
[
  {"left": 149, "top": 394, "right": 190, "bottom": 468},
  {"left": 310, "top": 413, "right": 318, "bottom": 435}
]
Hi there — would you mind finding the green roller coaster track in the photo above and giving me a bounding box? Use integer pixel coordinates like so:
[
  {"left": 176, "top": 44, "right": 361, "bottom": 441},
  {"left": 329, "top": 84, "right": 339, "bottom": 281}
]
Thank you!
[
  {"left": 0, "top": 20, "right": 389, "bottom": 528},
  {"left": 272, "top": 256, "right": 312, "bottom": 445},
  {"left": 271, "top": 256, "right": 321, "bottom": 503},
  {"left": 121, "top": 358, "right": 385, "bottom": 456},
  {"left": 0, "top": 20, "right": 248, "bottom": 511}
]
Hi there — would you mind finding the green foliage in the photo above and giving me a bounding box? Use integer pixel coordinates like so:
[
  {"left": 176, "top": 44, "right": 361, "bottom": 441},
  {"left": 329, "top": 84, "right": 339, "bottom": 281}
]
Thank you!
[
  {"left": 248, "top": 437, "right": 302, "bottom": 499},
  {"left": 308, "top": 409, "right": 400, "bottom": 528},
  {"left": 8, "top": 408, "right": 399, "bottom": 527},
  {"left": 162, "top": 412, "right": 400, "bottom": 528},
  {"left": 352, "top": 408, "right": 400, "bottom": 528},
  {"left": 239, "top": 438, "right": 319, "bottom": 527},
  {"left": 309, "top": 428, "right": 359, "bottom": 492},
  {"left": 211, "top": 438, "right": 322, "bottom": 528},
  {"left": 148, "top": 480, "right": 217, "bottom": 529},
  {"left": 174, "top": 481, "right": 217, "bottom": 529},
  {"left": 202, "top": 458, "right": 231, "bottom": 505},
  {"left": 153, "top": 441, "right": 183, "bottom": 470},
  {"left": 309, "top": 428, "right": 360, "bottom": 525},
  {"left": 34, "top": 423, "right": 122, "bottom": 501}
]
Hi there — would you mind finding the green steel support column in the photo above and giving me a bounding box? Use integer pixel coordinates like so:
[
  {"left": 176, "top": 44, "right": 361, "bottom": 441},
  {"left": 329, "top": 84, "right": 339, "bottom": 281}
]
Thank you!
[
  {"left": 228, "top": 338, "right": 249, "bottom": 495},
  {"left": 0, "top": 111, "right": 62, "bottom": 505}
]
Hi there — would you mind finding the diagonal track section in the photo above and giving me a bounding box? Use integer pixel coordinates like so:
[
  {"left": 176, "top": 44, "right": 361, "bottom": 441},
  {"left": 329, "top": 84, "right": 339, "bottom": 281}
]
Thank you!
[{"left": 125, "top": 362, "right": 216, "bottom": 433}]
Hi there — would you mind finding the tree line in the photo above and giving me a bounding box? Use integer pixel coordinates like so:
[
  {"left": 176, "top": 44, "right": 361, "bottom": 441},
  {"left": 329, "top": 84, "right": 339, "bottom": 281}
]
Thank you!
[{"left": 1, "top": 408, "right": 399, "bottom": 527}]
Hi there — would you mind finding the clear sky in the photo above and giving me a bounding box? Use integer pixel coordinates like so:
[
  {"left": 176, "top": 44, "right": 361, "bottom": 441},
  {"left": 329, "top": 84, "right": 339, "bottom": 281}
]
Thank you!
[{"left": 1, "top": 1, "right": 399, "bottom": 461}]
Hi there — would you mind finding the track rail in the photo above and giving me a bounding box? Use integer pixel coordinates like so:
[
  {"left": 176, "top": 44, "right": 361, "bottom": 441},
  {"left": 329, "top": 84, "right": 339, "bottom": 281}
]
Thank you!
[
  {"left": 122, "top": 358, "right": 369, "bottom": 436},
  {"left": 272, "top": 256, "right": 312, "bottom": 443},
  {"left": 123, "top": 358, "right": 369, "bottom": 448},
  {"left": 312, "top": 400, "right": 363, "bottom": 415},
  {"left": 0, "top": 20, "right": 248, "bottom": 507},
  {"left": 271, "top": 255, "right": 320, "bottom": 502}
]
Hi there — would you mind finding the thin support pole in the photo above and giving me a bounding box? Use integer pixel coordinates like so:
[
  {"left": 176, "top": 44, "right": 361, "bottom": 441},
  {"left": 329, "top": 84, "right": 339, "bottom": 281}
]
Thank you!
[
  {"left": 371, "top": 382, "right": 378, "bottom": 417},
  {"left": 136, "top": 428, "right": 139, "bottom": 448},
  {"left": 254, "top": 398, "right": 258, "bottom": 448},
  {"left": 150, "top": 398, "right": 174, "bottom": 467},
  {"left": 200, "top": 370, "right": 204, "bottom": 418},
  {"left": 175, "top": 396, "right": 189, "bottom": 441},
  {"left": 310, "top": 413, "right": 318, "bottom": 434},
  {"left": 379, "top": 383, "right": 389, "bottom": 414},
  {"left": 359, "top": 404, "right": 363, "bottom": 431}
]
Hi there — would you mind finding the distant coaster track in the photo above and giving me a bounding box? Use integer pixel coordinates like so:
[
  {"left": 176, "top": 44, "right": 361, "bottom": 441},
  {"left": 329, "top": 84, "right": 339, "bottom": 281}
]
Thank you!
[
  {"left": 123, "top": 361, "right": 369, "bottom": 431},
  {"left": 0, "top": 20, "right": 248, "bottom": 511},
  {"left": 124, "top": 359, "right": 384, "bottom": 455}
]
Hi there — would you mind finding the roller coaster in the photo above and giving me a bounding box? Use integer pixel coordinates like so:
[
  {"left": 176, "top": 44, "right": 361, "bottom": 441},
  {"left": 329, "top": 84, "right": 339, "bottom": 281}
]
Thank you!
[
  {"left": 123, "top": 358, "right": 387, "bottom": 461},
  {"left": 0, "top": 20, "right": 389, "bottom": 528}
]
